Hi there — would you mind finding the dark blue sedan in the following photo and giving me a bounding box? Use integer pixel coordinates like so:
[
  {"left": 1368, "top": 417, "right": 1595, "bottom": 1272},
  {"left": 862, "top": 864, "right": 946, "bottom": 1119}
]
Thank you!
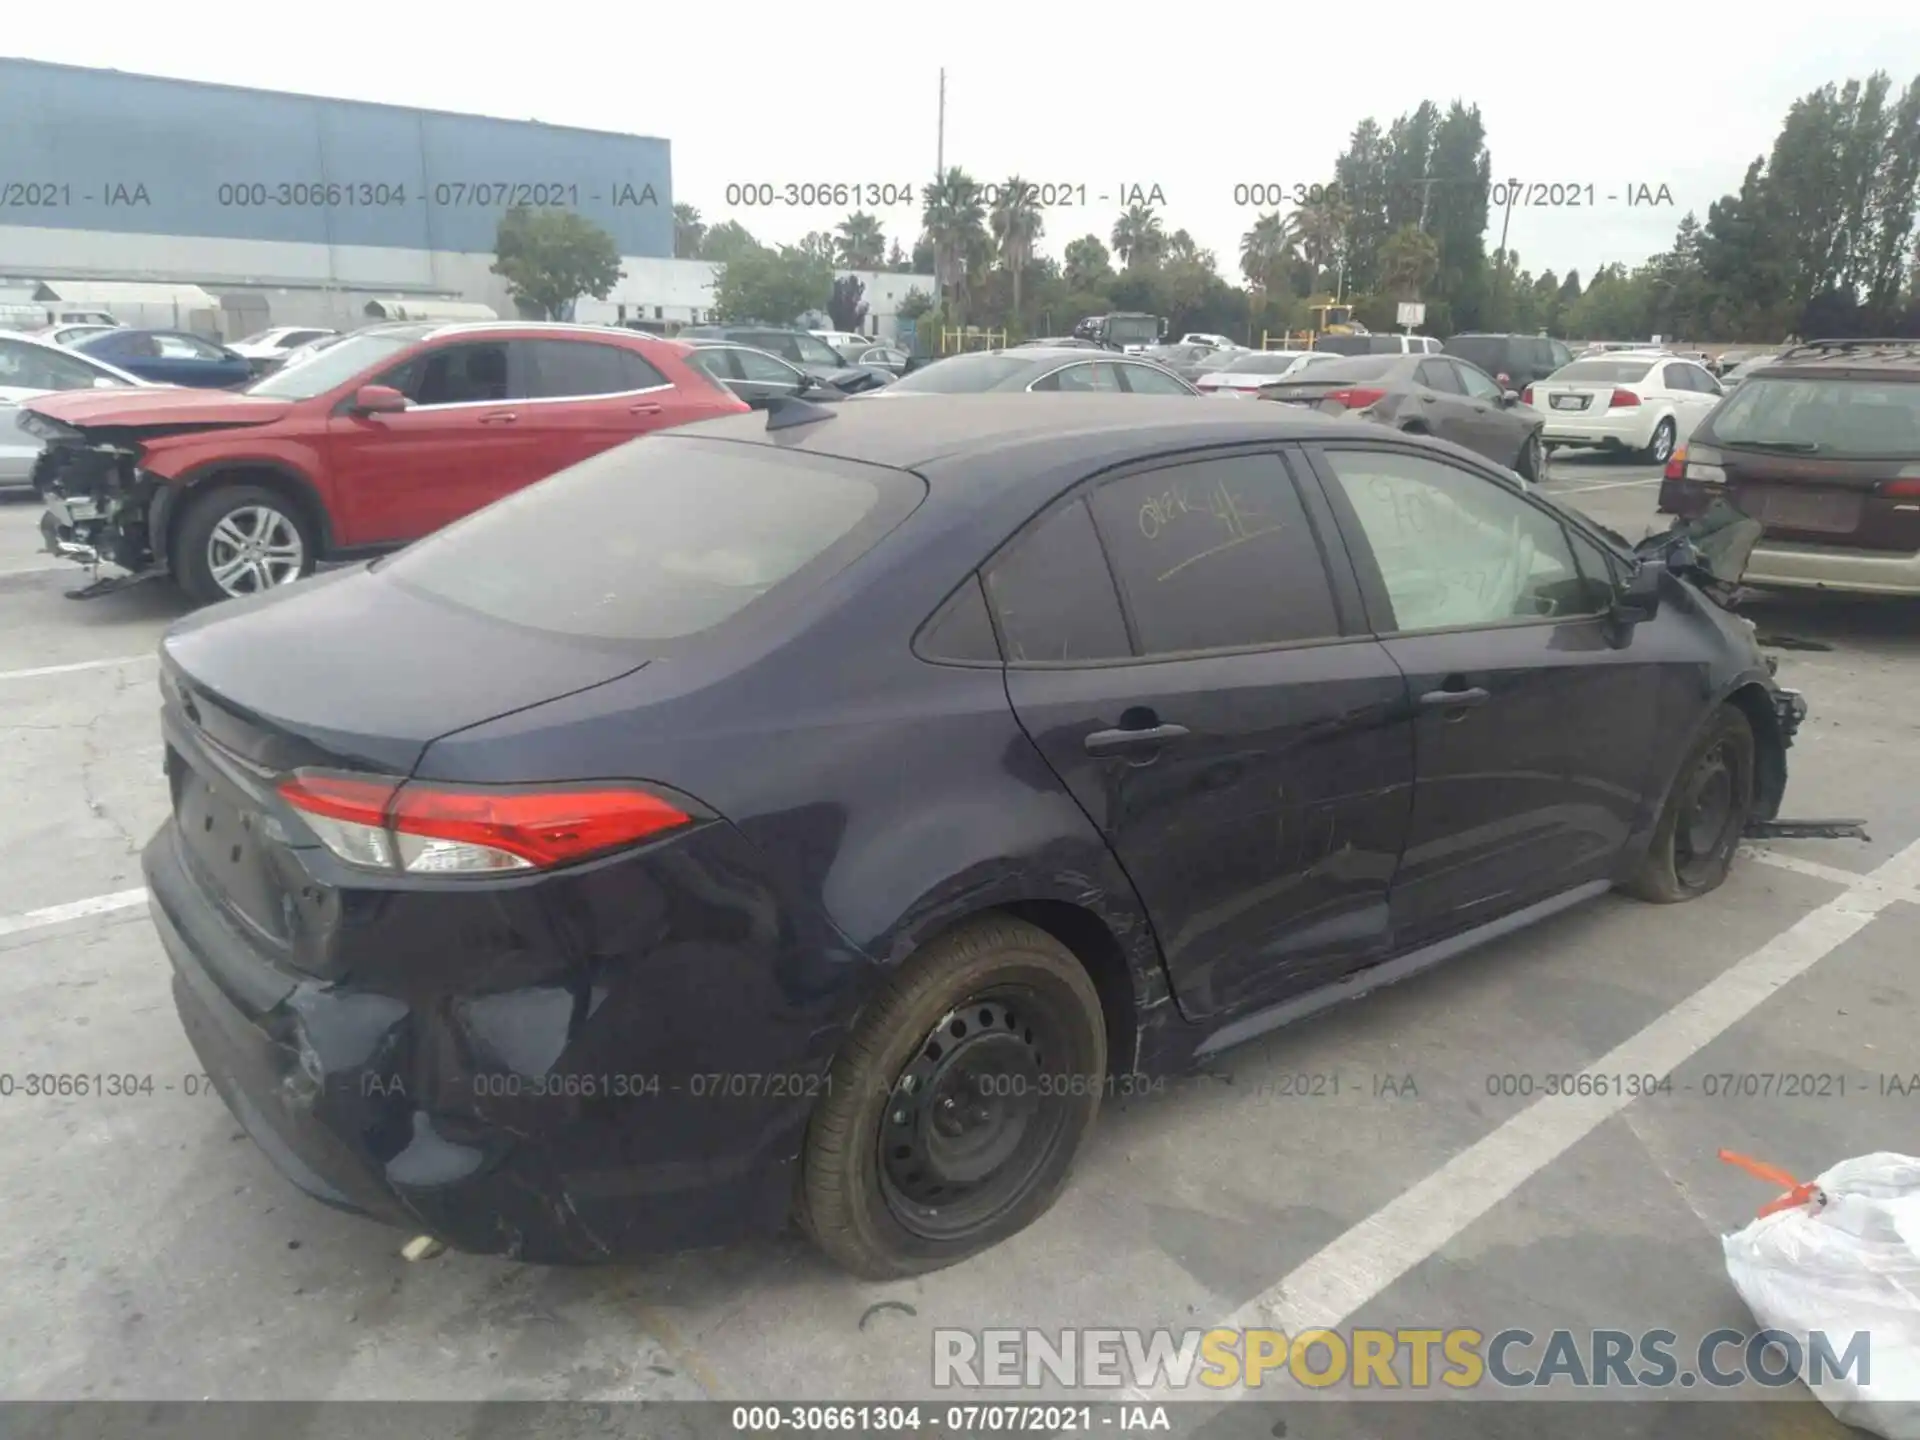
[{"left": 71, "top": 328, "right": 253, "bottom": 388}]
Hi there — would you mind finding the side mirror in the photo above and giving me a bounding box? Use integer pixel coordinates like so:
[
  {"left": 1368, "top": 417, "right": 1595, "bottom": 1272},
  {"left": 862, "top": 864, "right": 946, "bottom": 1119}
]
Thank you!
[
  {"left": 1612, "top": 561, "right": 1663, "bottom": 626},
  {"left": 351, "top": 384, "right": 409, "bottom": 415},
  {"left": 1500, "top": 390, "right": 1519, "bottom": 406}
]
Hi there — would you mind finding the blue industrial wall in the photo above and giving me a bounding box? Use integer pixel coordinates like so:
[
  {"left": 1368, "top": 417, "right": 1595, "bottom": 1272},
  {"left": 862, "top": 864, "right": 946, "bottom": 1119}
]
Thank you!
[{"left": 0, "top": 59, "right": 672, "bottom": 256}]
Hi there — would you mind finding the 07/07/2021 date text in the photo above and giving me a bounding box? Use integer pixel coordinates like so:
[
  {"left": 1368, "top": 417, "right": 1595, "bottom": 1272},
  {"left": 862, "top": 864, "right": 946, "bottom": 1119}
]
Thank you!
[{"left": 1230, "top": 181, "right": 1675, "bottom": 208}]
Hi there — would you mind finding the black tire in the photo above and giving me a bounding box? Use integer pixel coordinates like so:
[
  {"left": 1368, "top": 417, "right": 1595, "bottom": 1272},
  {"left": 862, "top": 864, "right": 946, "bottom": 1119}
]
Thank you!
[
  {"left": 798, "top": 915, "right": 1106, "bottom": 1279},
  {"left": 172, "top": 483, "right": 317, "bottom": 606},
  {"left": 1620, "top": 705, "right": 1755, "bottom": 903},
  {"left": 1517, "top": 428, "right": 1545, "bottom": 483},
  {"left": 1641, "top": 417, "right": 1677, "bottom": 466}
]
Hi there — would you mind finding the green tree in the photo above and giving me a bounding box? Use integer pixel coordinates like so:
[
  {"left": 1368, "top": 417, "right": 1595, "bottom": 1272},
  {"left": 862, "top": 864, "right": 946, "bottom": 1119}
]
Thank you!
[
  {"left": 897, "top": 288, "right": 935, "bottom": 321},
  {"left": 827, "top": 274, "right": 868, "bottom": 333},
  {"left": 1239, "top": 211, "right": 1299, "bottom": 292},
  {"left": 1333, "top": 118, "right": 1393, "bottom": 294},
  {"left": 490, "top": 206, "right": 623, "bottom": 320},
  {"left": 711, "top": 245, "right": 833, "bottom": 324},
  {"left": 991, "top": 177, "right": 1046, "bottom": 324},
  {"left": 1378, "top": 224, "right": 1439, "bottom": 299},
  {"left": 796, "top": 230, "right": 838, "bottom": 264},
  {"left": 1294, "top": 195, "right": 1351, "bottom": 294},
  {"left": 700, "top": 220, "right": 763, "bottom": 264},
  {"left": 1062, "top": 234, "right": 1114, "bottom": 289},
  {"left": 885, "top": 239, "right": 912, "bottom": 272},
  {"left": 1426, "top": 102, "right": 1492, "bottom": 329},
  {"left": 673, "top": 203, "right": 706, "bottom": 259},
  {"left": 1164, "top": 229, "right": 1215, "bottom": 270},
  {"left": 1111, "top": 203, "right": 1166, "bottom": 268},
  {"left": 835, "top": 211, "right": 888, "bottom": 269},
  {"left": 920, "top": 168, "right": 989, "bottom": 319}
]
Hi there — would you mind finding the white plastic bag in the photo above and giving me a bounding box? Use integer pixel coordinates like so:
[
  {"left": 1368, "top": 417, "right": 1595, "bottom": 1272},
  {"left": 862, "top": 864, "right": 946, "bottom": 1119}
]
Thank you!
[{"left": 1722, "top": 1151, "right": 1920, "bottom": 1439}]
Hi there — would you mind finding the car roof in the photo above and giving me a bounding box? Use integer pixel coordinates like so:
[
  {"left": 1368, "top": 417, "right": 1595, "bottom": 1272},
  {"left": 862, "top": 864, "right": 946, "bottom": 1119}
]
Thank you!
[
  {"left": 1763, "top": 338, "right": 1920, "bottom": 375},
  {"left": 662, "top": 393, "right": 1362, "bottom": 475}
]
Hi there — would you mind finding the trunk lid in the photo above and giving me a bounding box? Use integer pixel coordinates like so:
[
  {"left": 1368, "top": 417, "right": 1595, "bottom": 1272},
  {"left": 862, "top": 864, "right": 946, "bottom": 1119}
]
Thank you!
[
  {"left": 158, "top": 565, "right": 647, "bottom": 965},
  {"left": 25, "top": 385, "right": 294, "bottom": 433},
  {"left": 1532, "top": 383, "right": 1624, "bottom": 417},
  {"left": 1257, "top": 379, "right": 1360, "bottom": 413}
]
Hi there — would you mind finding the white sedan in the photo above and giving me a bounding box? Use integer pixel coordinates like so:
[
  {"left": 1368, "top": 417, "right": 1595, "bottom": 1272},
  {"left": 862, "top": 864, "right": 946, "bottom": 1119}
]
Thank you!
[
  {"left": 0, "top": 332, "right": 156, "bottom": 491},
  {"left": 1194, "top": 349, "right": 1339, "bottom": 396},
  {"left": 1526, "top": 351, "right": 1725, "bottom": 464}
]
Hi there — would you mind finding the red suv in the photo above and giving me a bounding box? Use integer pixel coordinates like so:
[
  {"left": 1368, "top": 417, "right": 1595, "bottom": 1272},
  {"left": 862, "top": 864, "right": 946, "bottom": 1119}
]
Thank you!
[{"left": 25, "top": 322, "right": 748, "bottom": 603}]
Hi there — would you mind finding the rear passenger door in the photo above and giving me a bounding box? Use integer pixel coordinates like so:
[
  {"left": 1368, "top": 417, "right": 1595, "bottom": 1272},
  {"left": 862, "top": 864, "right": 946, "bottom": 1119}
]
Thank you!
[
  {"left": 515, "top": 337, "right": 682, "bottom": 470},
  {"left": 991, "top": 447, "right": 1415, "bottom": 1021}
]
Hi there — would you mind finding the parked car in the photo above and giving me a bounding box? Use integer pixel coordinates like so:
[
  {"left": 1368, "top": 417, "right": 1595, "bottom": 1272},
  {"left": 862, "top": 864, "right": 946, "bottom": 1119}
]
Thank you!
[
  {"left": 1014, "top": 337, "right": 1105, "bottom": 350},
  {"left": 682, "top": 340, "right": 863, "bottom": 408},
  {"left": 1658, "top": 337, "right": 1920, "bottom": 595},
  {"left": 846, "top": 343, "right": 911, "bottom": 377},
  {"left": 228, "top": 326, "right": 340, "bottom": 376},
  {"left": 25, "top": 322, "right": 747, "bottom": 603},
  {"left": 1526, "top": 352, "right": 1724, "bottom": 465},
  {"left": 1258, "top": 353, "right": 1546, "bottom": 482},
  {"left": 679, "top": 325, "right": 888, "bottom": 387},
  {"left": 1178, "top": 332, "right": 1238, "bottom": 350},
  {"left": 142, "top": 391, "right": 1810, "bottom": 1278},
  {"left": 1195, "top": 349, "right": 1340, "bottom": 397},
  {"left": 810, "top": 330, "right": 879, "bottom": 362},
  {"left": 1314, "top": 333, "right": 1445, "bottom": 357},
  {"left": 1717, "top": 352, "right": 1783, "bottom": 394},
  {"left": 71, "top": 328, "right": 254, "bottom": 388},
  {"left": 1443, "top": 333, "right": 1576, "bottom": 391},
  {"left": 1, "top": 331, "right": 156, "bottom": 492},
  {"left": 871, "top": 347, "right": 1199, "bottom": 395},
  {"left": 31, "top": 323, "right": 122, "bottom": 348}
]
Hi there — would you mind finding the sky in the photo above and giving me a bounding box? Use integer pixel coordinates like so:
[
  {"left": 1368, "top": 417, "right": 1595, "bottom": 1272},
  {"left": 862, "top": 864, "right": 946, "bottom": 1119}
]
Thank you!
[{"left": 11, "top": 4, "right": 1920, "bottom": 283}]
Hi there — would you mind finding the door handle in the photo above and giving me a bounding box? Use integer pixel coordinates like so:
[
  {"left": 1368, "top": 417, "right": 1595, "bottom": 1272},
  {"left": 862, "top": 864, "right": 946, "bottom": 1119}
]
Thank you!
[
  {"left": 478, "top": 411, "right": 518, "bottom": 424},
  {"left": 1083, "top": 722, "right": 1190, "bottom": 756},
  {"left": 629, "top": 402, "right": 663, "bottom": 415},
  {"left": 1418, "top": 686, "right": 1490, "bottom": 710}
]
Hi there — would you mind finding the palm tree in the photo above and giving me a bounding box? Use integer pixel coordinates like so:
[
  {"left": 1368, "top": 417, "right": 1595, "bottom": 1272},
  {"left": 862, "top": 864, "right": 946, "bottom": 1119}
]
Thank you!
[
  {"left": 1110, "top": 204, "right": 1165, "bottom": 269},
  {"left": 1239, "top": 212, "right": 1301, "bottom": 291},
  {"left": 1294, "top": 196, "right": 1352, "bottom": 294},
  {"left": 920, "top": 168, "right": 988, "bottom": 318},
  {"left": 835, "top": 211, "right": 887, "bottom": 269},
  {"left": 672, "top": 203, "right": 706, "bottom": 259},
  {"left": 990, "top": 177, "right": 1045, "bottom": 324},
  {"left": 1379, "top": 224, "right": 1440, "bottom": 299}
]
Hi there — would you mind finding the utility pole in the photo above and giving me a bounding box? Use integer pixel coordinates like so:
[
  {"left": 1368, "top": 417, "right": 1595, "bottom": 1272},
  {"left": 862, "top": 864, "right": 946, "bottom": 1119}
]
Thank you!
[{"left": 1494, "top": 178, "right": 1518, "bottom": 326}]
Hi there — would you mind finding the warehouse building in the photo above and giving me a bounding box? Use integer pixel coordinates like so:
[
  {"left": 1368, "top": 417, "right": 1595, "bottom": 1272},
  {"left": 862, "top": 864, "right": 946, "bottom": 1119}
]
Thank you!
[{"left": 0, "top": 58, "right": 673, "bottom": 335}]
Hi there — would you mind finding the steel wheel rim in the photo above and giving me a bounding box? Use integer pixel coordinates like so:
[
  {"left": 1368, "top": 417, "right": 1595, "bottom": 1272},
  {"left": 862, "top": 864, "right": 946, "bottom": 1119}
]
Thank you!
[
  {"left": 877, "top": 990, "right": 1073, "bottom": 1241},
  {"left": 207, "top": 506, "right": 305, "bottom": 597},
  {"left": 1676, "top": 740, "right": 1740, "bottom": 885}
]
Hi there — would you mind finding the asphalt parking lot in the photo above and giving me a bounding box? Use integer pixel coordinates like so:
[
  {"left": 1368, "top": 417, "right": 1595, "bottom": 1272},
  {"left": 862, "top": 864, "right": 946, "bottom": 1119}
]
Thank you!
[{"left": 1, "top": 449, "right": 1916, "bottom": 1432}]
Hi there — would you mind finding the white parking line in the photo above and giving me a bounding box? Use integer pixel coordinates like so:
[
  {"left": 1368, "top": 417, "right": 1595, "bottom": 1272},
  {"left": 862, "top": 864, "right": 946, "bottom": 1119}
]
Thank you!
[
  {"left": 1744, "top": 843, "right": 1920, "bottom": 902},
  {"left": 1127, "top": 835, "right": 1920, "bottom": 1403},
  {"left": 0, "top": 654, "right": 156, "bottom": 683},
  {"left": 0, "top": 887, "right": 149, "bottom": 939}
]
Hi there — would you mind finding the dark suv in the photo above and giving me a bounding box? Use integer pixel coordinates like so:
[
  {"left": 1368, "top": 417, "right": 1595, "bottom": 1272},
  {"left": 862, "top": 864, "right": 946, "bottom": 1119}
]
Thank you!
[
  {"left": 1445, "top": 334, "right": 1574, "bottom": 392},
  {"left": 1658, "top": 337, "right": 1920, "bottom": 596}
]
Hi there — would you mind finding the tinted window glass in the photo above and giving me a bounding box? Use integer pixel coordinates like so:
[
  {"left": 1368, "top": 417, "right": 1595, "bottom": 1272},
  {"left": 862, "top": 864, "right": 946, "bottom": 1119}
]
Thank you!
[
  {"left": 733, "top": 348, "right": 801, "bottom": 383},
  {"left": 684, "top": 348, "right": 739, "bottom": 382},
  {"left": 1550, "top": 341, "right": 1574, "bottom": 367},
  {"left": 916, "top": 576, "right": 1001, "bottom": 663},
  {"left": 1417, "top": 360, "right": 1463, "bottom": 394},
  {"left": 380, "top": 439, "right": 916, "bottom": 642},
  {"left": 794, "top": 334, "right": 846, "bottom": 367},
  {"left": 1323, "top": 449, "right": 1605, "bottom": 630},
  {"left": 1036, "top": 362, "right": 1121, "bottom": 392},
  {"left": 1119, "top": 364, "right": 1193, "bottom": 394},
  {"left": 1443, "top": 337, "right": 1499, "bottom": 369},
  {"left": 983, "top": 499, "right": 1130, "bottom": 663},
  {"left": 1455, "top": 362, "right": 1504, "bottom": 400},
  {"left": 741, "top": 331, "right": 804, "bottom": 363},
  {"left": 888, "top": 354, "right": 1035, "bottom": 392},
  {"left": 1710, "top": 377, "right": 1920, "bottom": 457},
  {"left": 1088, "top": 454, "right": 1339, "bottom": 653},
  {"left": 523, "top": 339, "right": 655, "bottom": 398},
  {"left": 1530, "top": 339, "right": 1555, "bottom": 370},
  {"left": 156, "top": 334, "right": 220, "bottom": 359},
  {"left": 385, "top": 343, "right": 510, "bottom": 405},
  {"left": 1567, "top": 526, "right": 1617, "bottom": 594},
  {"left": 1549, "top": 360, "right": 1655, "bottom": 384},
  {"left": 1662, "top": 363, "right": 1694, "bottom": 392}
]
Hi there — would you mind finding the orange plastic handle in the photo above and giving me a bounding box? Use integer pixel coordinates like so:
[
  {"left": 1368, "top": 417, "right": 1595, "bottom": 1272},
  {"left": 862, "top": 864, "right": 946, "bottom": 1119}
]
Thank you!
[{"left": 1719, "top": 1149, "right": 1820, "bottom": 1217}]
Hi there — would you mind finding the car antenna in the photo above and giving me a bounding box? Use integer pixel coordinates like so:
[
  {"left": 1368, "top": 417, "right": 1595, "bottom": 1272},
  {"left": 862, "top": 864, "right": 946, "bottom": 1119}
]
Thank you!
[{"left": 765, "top": 395, "right": 837, "bottom": 431}]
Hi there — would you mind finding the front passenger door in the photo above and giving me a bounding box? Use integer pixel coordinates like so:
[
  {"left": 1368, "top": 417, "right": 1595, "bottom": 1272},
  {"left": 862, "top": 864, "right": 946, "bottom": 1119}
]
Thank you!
[{"left": 1309, "top": 443, "right": 1661, "bottom": 949}]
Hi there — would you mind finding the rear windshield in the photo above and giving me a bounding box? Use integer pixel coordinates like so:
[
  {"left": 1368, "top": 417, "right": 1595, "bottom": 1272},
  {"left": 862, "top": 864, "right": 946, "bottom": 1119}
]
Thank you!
[
  {"left": 1547, "top": 360, "right": 1655, "bottom": 383},
  {"left": 886, "top": 354, "right": 1035, "bottom": 392},
  {"left": 378, "top": 437, "right": 923, "bottom": 642},
  {"left": 1710, "top": 377, "right": 1920, "bottom": 457},
  {"left": 1294, "top": 356, "right": 1400, "bottom": 382},
  {"left": 1223, "top": 352, "right": 1307, "bottom": 373}
]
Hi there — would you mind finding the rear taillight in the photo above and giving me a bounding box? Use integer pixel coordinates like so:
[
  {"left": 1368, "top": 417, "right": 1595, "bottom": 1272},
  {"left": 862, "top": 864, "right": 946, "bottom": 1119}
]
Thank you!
[
  {"left": 1326, "top": 387, "right": 1387, "bottom": 410},
  {"left": 1609, "top": 389, "right": 1641, "bottom": 408},
  {"left": 1881, "top": 472, "right": 1920, "bottom": 497},
  {"left": 278, "top": 771, "right": 694, "bottom": 876},
  {"left": 1664, "top": 445, "right": 1687, "bottom": 482},
  {"left": 1520, "top": 385, "right": 1534, "bottom": 405},
  {"left": 1667, "top": 442, "right": 1726, "bottom": 487}
]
